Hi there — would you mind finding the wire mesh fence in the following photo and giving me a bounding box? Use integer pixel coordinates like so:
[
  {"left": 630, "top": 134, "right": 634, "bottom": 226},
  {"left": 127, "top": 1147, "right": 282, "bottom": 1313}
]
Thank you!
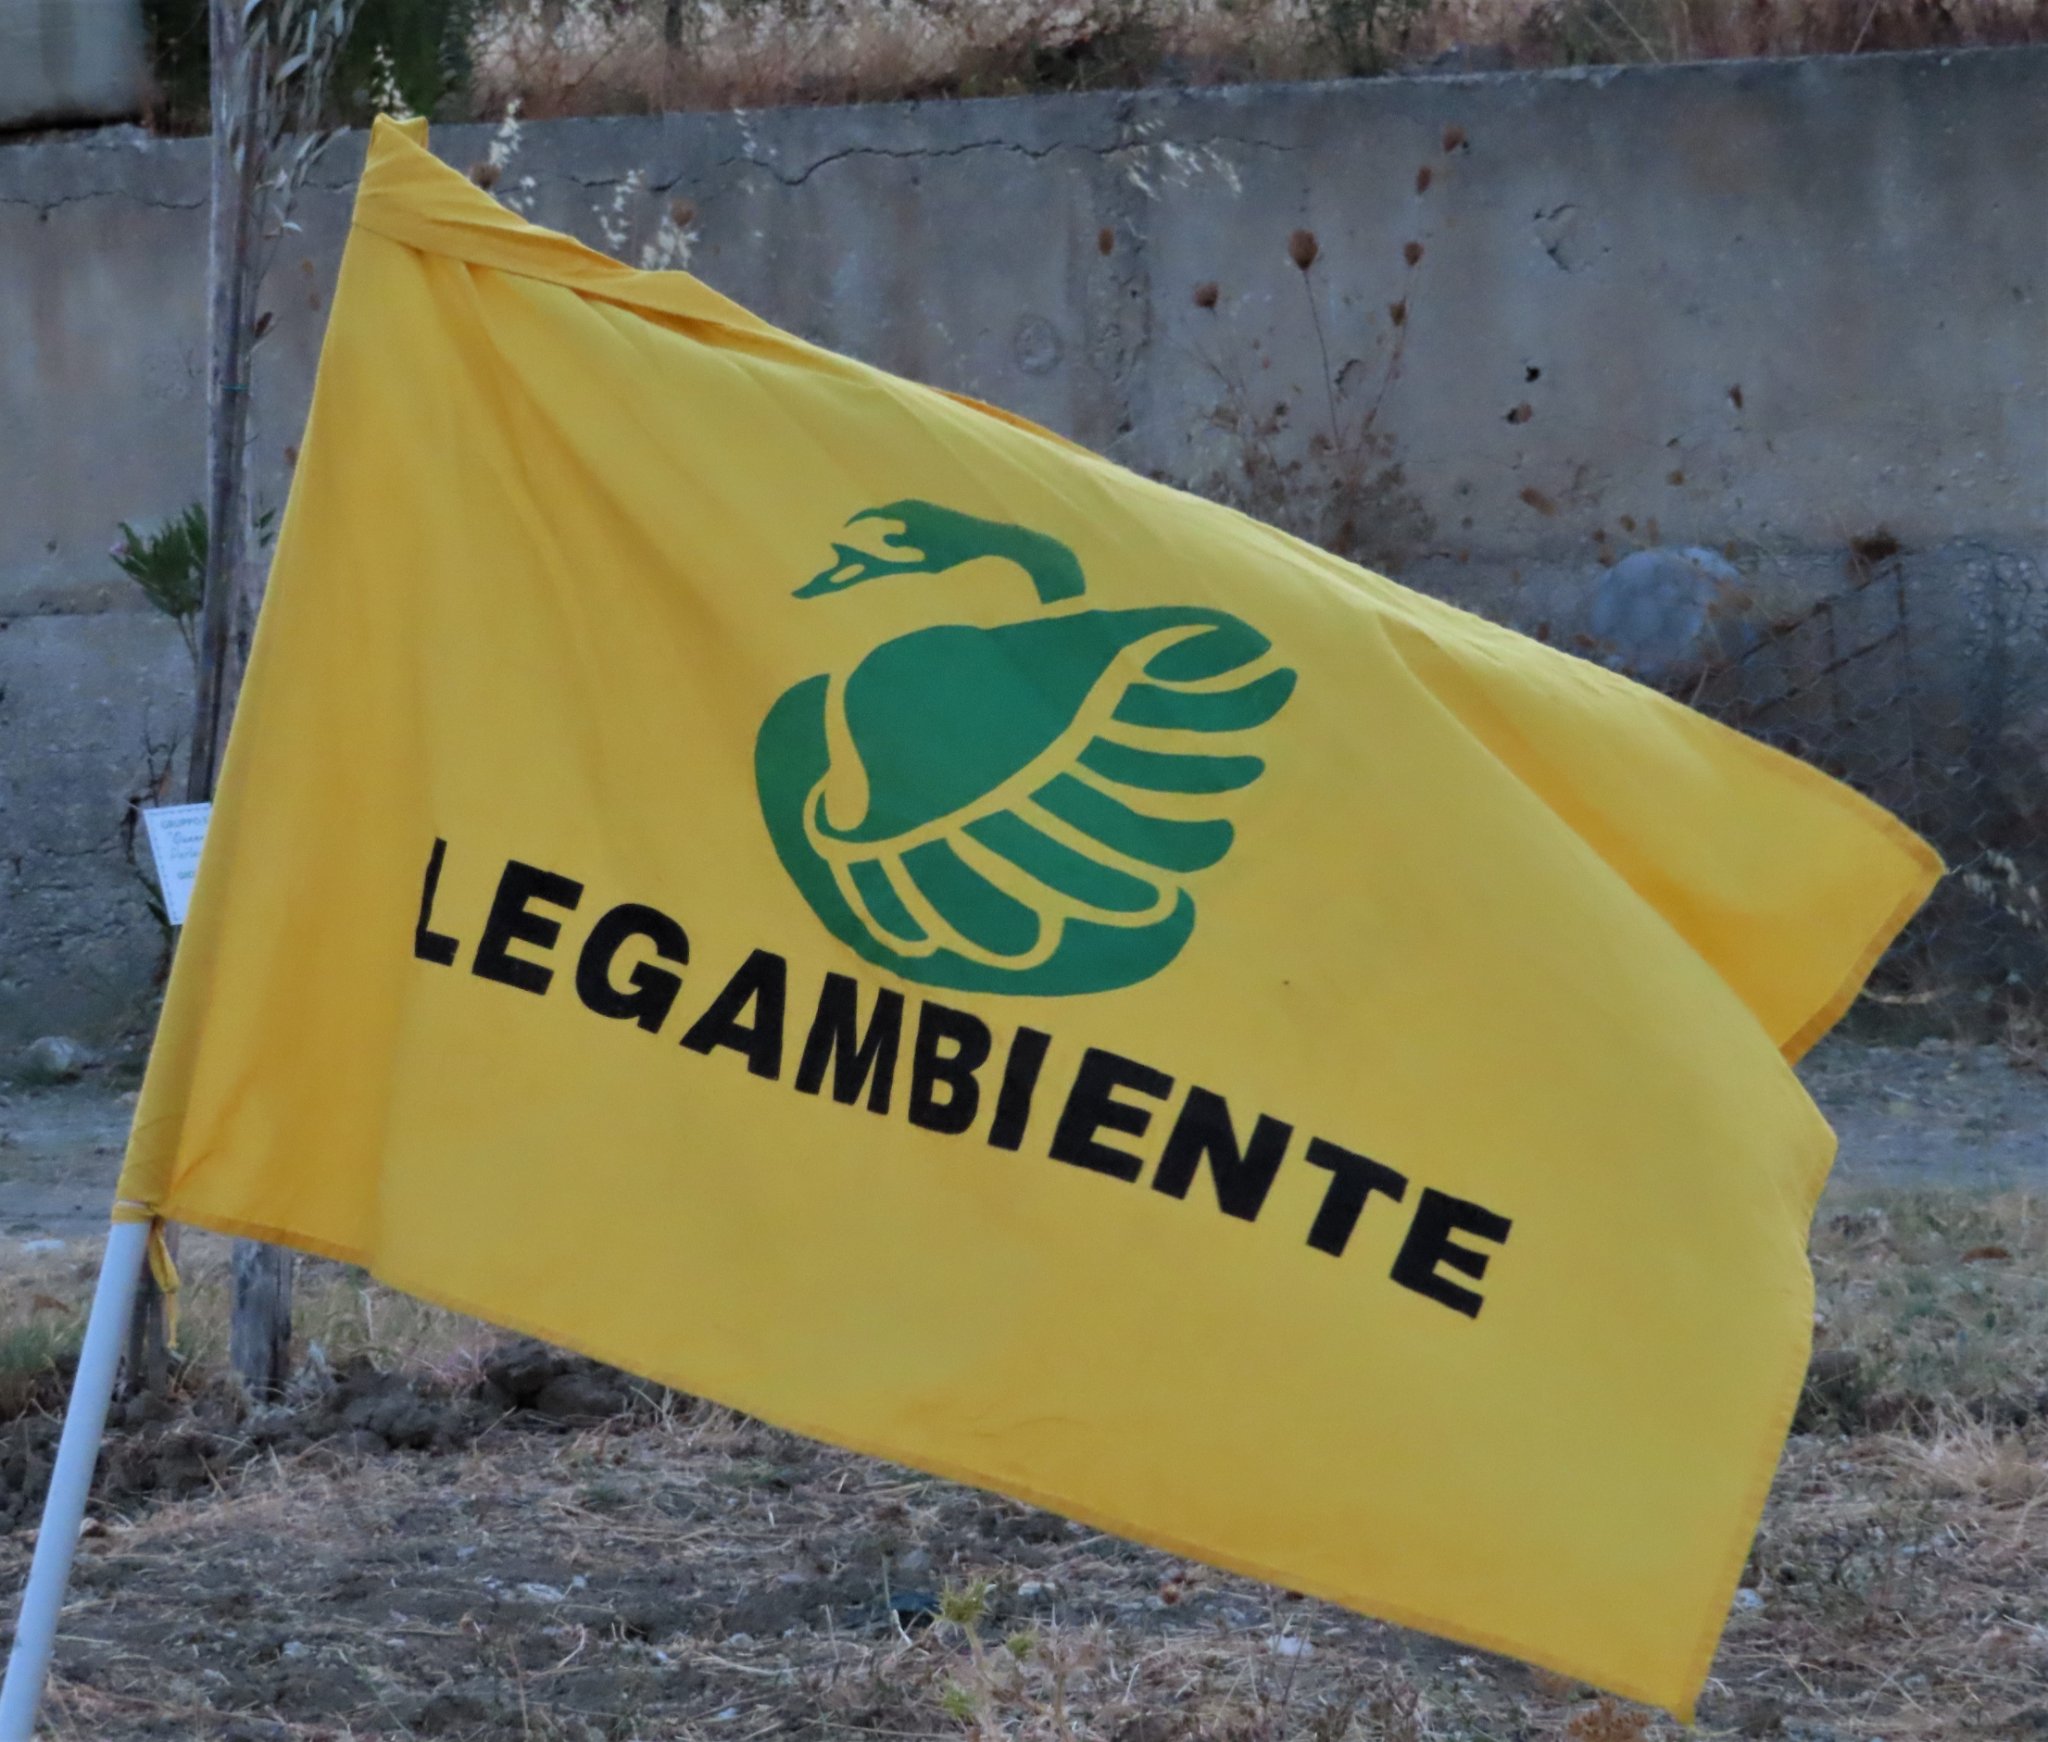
[{"left": 1669, "top": 543, "right": 2048, "bottom": 1044}]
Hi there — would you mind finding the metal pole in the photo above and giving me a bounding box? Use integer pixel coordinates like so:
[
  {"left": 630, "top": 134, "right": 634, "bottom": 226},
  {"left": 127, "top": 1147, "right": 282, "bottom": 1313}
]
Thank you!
[{"left": 0, "top": 1219, "right": 152, "bottom": 1741}]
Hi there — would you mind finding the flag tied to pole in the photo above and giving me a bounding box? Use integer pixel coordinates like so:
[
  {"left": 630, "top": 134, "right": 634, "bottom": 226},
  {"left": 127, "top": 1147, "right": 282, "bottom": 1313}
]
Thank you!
[{"left": 119, "top": 116, "right": 1940, "bottom": 1717}]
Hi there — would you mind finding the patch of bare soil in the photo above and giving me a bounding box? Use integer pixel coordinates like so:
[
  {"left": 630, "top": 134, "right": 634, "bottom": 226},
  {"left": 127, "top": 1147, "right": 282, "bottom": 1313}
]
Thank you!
[
  {"left": 1800, "top": 1035, "right": 2048, "bottom": 1193},
  {"left": 0, "top": 1083, "right": 134, "bottom": 1236}
]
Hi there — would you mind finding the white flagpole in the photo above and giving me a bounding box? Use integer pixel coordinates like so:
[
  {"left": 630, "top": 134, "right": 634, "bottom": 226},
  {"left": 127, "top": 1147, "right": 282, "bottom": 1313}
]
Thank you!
[{"left": 0, "top": 1218, "right": 152, "bottom": 1741}]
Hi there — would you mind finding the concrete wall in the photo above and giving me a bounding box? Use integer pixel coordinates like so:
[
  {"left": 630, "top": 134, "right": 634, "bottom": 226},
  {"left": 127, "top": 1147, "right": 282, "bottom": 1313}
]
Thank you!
[{"left": 2, "top": 49, "right": 2044, "bottom": 1052}]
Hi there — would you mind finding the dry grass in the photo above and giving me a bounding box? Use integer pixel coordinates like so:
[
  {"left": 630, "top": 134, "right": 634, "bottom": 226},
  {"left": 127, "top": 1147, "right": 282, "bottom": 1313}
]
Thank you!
[
  {"left": 1721, "top": 1424, "right": 2048, "bottom": 1736},
  {"left": 464, "top": 0, "right": 2048, "bottom": 119},
  {"left": 1806, "top": 1190, "right": 2048, "bottom": 1426},
  {"left": 2, "top": 1187, "right": 2045, "bottom": 1737},
  {"left": 15, "top": 1405, "right": 1666, "bottom": 1741},
  {"left": 0, "top": 1235, "right": 491, "bottom": 1407}
]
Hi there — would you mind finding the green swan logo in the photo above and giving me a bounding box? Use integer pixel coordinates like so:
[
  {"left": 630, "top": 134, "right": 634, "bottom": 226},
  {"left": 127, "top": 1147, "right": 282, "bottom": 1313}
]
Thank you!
[{"left": 754, "top": 501, "right": 1297, "bottom": 996}]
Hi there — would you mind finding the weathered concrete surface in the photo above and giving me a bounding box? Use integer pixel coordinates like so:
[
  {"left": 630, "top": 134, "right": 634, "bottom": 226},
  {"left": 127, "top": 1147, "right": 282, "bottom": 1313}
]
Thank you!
[{"left": 1, "top": 49, "right": 2044, "bottom": 1050}]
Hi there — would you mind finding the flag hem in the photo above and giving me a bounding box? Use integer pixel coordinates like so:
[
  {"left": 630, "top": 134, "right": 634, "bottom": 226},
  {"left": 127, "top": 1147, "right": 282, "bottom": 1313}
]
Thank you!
[
  {"left": 1778, "top": 809, "right": 1944, "bottom": 1064},
  {"left": 1663, "top": 822, "right": 1940, "bottom": 1723}
]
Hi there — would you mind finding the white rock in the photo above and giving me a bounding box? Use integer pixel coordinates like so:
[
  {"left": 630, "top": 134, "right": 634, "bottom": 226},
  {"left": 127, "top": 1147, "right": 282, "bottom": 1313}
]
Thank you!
[{"left": 21, "top": 1036, "right": 91, "bottom": 1081}]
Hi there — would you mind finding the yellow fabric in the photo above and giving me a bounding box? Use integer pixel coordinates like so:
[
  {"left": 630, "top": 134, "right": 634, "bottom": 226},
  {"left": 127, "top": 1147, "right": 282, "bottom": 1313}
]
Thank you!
[
  {"left": 110, "top": 1200, "right": 180, "bottom": 1348},
  {"left": 119, "top": 117, "right": 1940, "bottom": 1718}
]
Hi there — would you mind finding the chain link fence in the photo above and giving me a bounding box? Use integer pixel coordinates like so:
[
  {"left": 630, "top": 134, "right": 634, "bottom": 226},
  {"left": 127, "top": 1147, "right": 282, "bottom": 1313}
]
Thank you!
[{"left": 1669, "top": 544, "right": 2048, "bottom": 1044}]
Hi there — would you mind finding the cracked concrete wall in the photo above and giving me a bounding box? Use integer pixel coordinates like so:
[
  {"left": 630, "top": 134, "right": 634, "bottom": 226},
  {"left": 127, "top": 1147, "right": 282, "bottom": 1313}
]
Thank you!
[{"left": 2, "top": 48, "right": 2043, "bottom": 1052}]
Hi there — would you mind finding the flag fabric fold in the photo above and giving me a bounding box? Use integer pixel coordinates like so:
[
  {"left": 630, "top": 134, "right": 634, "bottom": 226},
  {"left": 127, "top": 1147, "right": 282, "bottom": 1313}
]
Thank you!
[{"left": 118, "top": 117, "right": 1940, "bottom": 1718}]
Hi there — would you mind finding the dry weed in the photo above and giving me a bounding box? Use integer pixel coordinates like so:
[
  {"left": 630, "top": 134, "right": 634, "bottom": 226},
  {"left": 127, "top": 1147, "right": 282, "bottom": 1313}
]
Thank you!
[
  {"left": 1892, "top": 1415, "right": 2048, "bottom": 1507},
  {"left": 1566, "top": 1696, "right": 1653, "bottom": 1741},
  {"left": 460, "top": 0, "right": 2048, "bottom": 121}
]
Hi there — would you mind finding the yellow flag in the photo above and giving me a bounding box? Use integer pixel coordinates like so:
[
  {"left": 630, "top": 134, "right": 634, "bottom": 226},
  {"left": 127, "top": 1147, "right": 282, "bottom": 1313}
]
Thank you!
[{"left": 119, "top": 118, "right": 1939, "bottom": 1717}]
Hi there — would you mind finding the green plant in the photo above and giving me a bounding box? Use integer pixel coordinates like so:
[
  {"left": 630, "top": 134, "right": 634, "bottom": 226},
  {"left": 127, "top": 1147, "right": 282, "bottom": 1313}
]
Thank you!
[
  {"left": 939, "top": 1576, "right": 994, "bottom": 1632},
  {"left": 112, "top": 504, "right": 208, "bottom": 668},
  {"left": 0, "top": 1319, "right": 84, "bottom": 1419},
  {"left": 110, "top": 503, "right": 280, "bottom": 671}
]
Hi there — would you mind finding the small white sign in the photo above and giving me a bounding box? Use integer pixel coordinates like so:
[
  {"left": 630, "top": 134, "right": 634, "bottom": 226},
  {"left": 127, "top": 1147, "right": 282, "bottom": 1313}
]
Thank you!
[{"left": 142, "top": 802, "right": 213, "bottom": 927}]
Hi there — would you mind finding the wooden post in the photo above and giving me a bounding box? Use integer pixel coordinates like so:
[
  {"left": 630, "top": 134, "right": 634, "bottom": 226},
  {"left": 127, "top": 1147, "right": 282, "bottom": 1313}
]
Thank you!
[
  {"left": 119, "top": 1256, "right": 174, "bottom": 1399},
  {"left": 230, "top": 1243, "right": 296, "bottom": 1401},
  {"left": 126, "top": 0, "right": 265, "bottom": 1398},
  {"left": 200, "top": 0, "right": 298, "bottom": 1404},
  {"left": 127, "top": 0, "right": 355, "bottom": 1401}
]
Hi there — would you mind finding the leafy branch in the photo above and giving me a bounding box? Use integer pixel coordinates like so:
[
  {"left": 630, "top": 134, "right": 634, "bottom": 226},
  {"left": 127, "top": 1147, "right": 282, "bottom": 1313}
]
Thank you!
[{"left": 112, "top": 505, "right": 208, "bottom": 670}]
